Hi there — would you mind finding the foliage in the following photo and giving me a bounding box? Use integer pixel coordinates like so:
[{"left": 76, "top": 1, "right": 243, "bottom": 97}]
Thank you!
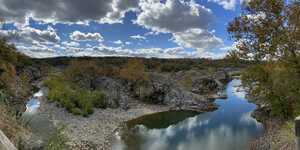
[
  {"left": 228, "top": 0, "right": 300, "bottom": 118},
  {"left": 65, "top": 60, "right": 101, "bottom": 90},
  {"left": 45, "top": 73, "right": 107, "bottom": 117},
  {"left": 242, "top": 61, "right": 300, "bottom": 118},
  {"left": 45, "top": 126, "right": 70, "bottom": 150},
  {"left": 119, "top": 59, "right": 149, "bottom": 83},
  {"left": 119, "top": 59, "right": 149, "bottom": 99}
]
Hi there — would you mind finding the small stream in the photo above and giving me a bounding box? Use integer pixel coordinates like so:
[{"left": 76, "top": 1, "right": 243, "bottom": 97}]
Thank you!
[
  {"left": 22, "top": 89, "right": 55, "bottom": 143},
  {"left": 113, "top": 79, "right": 264, "bottom": 150}
]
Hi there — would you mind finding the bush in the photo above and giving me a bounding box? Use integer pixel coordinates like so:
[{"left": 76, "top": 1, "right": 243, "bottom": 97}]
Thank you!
[
  {"left": 45, "top": 74, "right": 107, "bottom": 117},
  {"left": 242, "top": 61, "right": 300, "bottom": 118},
  {"left": 90, "top": 90, "right": 107, "bottom": 108}
]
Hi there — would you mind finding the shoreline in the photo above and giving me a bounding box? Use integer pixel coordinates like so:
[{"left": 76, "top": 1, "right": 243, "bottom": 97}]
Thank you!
[
  {"left": 34, "top": 89, "right": 225, "bottom": 150},
  {"left": 39, "top": 96, "right": 170, "bottom": 150},
  {"left": 249, "top": 98, "right": 296, "bottom": 149}
]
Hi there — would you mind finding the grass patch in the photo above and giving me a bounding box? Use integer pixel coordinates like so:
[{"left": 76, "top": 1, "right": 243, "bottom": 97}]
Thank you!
[{"left": 45, "top": 126, "right": 70, "bottom": 150}]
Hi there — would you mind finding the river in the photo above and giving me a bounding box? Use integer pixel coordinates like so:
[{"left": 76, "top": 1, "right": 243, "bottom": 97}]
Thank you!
[{"left": 113, "top": 79, "right": 264, "bottom": 150}]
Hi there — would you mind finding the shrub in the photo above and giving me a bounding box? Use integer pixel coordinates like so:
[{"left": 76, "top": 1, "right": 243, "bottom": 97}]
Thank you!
[
  {"left": 90, "top": 90, "right": 107, "bottom": 108},
  {"left": 45, "top": 74, "right": 107, "bottom": 117}
]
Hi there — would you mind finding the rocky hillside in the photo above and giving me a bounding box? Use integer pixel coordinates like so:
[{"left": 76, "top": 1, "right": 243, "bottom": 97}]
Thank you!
[{"left": 25, "top": 58, "right": 237, "bottom": 115}]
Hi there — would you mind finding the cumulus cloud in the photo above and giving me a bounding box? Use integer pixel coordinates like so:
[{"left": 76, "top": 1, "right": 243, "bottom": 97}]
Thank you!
[
  {"left": 134, "top": 0, "right": 223, "bottom": 53},
  {"left": 0, "top": 0, "right": 139, "bottom": 24},
  {"left": 70, "top": 31, "right": 103, "bottom": 42},
  {"left": 101, "top": 0, "right": 139, "bottom": 24},
  {"left": 130, "top": 35, "right": 146, "bottom": 40},
  {"left": 136, "top": 0, "right": 213, "bottom": 33},
  {"left": 0, "top": 26, "right": 60, "bottom": 44},
  {"left": 172, "top": 28, "right": 223, "bottom": 52}
]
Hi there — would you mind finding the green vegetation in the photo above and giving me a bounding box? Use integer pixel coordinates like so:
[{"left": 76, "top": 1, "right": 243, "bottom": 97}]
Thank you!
[
  {"left": 45, "top": 126, "right": 70, "bottom": 150},
  {"left": 228, "top": 0, "right": 300, "bottom": 118},
  {"left": 45, "top": 59, "right": 110, "bottom": 116},
  {"left": 45, "top": 73, "right": 107, "bottom": 117},
  {"left": 45, "top": 59, "right": 151, "bottom": 115}
]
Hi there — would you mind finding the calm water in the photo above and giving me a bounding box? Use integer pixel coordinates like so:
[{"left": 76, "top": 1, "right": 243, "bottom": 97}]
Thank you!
[
  {"left": 22, "top": 90, "right": 55, "bottom": 141},
  {"left": 113, "top": 79, "right": 264, "bottom": 150}
]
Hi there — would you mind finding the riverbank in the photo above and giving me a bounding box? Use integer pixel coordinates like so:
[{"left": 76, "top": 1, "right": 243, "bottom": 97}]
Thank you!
[
  {"left": 249, "top": 100, "right": 296, "bottom": 149},
  {"left": 38, "top": 92, "right": 226, "bottom": 150},
  {"left": 38, "top": 94, "right": 169, "bottom": 150}
]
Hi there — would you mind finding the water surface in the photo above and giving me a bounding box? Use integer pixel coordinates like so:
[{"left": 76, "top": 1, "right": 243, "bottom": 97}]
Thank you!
[
  {"left": 22, "top": 90, "right": 55, "bottom": 141},
  {"left": 113, "top": 79, "right": 264, "bottom": 150}
]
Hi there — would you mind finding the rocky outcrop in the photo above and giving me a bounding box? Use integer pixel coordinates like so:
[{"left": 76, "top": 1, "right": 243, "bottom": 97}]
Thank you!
[
  {"left": 127, "top": 70, "right": 230, "bottom": 112},
  {"left": 93, "top": 77, "right": 131, "bottom": 109},
  {"left": 0, "top": 129, "right": 17, "bottom": 150}
]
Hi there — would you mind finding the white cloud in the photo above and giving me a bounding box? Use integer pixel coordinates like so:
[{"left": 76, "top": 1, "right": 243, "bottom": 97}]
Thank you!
[
  {"left": 136, "top": 0, "right": 213, "bottom": 33},
  {"left": 113, "top": 40, "right": 123, "bottom": 44},
  {"left": 0, "top": 0, "right": 140, "bottom": 25},
  {"left": 134, "top": 0, "right": 223, "bottom": 53},
  {"left": 130, "top": 35, "right": 146, "bottom": 40},
  {"left": 208, "top": 0, "right": 251, "bottom": 10},
  {"left": 145, "top": 31, "right": 160, "bottom": 36},
  {"left": 62, "top": 41, "right": 80, "bottom": 47},
  {"left": 136, "top": 47, "right": 196, "bottom": 58},
  {"left": 172, "top": 28, "right": 223, "bottom": 52},
  {"left": 101, "top": 0, "right": 139, "bottom": 24},
  {"left": 125, "top": 41, "right": 131, "bottom": 45},
  {"left": 70, "top": 31, "right": 103, "bottom": 42},
  {"left": 0, "top": 26, "right": 60, "bottom": 44},
  {"left": 208, "top": 0, "right": 237, "bottom": 10}
]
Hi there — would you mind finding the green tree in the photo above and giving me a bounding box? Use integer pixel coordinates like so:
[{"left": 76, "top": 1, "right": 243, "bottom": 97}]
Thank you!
[{"left": 228, "top": 0, "right": 300, "bottom": 118}]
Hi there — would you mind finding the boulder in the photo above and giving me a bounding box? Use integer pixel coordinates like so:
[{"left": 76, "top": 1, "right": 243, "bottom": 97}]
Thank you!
[{"left": 191, "top": 77, "right": 219, "bottom": 94}]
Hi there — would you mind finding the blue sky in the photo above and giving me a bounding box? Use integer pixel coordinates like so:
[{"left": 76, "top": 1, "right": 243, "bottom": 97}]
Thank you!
[{"left": 0, "top": 0, "right": 245, "bottom": 58}]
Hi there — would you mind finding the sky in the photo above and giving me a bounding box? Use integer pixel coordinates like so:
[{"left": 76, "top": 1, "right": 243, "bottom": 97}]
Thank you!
[{"left": 0, "top": 0, "right": 246, "bottom": 59}]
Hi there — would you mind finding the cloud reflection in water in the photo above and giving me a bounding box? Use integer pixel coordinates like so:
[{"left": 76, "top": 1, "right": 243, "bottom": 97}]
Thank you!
[{"left": 114, "top": 80, "right": 263, "bottom": 150}]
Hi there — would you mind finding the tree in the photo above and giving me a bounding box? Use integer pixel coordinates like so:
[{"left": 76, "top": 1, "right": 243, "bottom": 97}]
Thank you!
[
  {"left": 64, "top": 60, "right": 102, "bottom": 90},
  {"left": 119, "top": 59, "right": 149, "bottom": 83},
  {"left": 119, "top": 59, "right": 149, "bottom": 98},
  {"left": 228, "top": 0, "right": 300, "bottom": 118}
]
